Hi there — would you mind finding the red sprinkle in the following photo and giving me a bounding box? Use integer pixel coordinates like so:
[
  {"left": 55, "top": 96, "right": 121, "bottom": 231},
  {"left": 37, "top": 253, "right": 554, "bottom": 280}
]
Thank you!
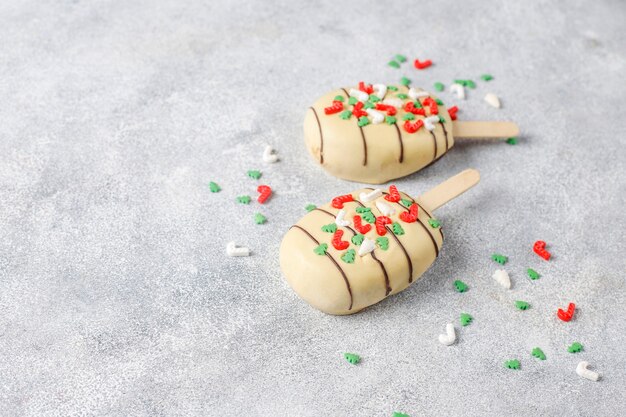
[
  {"left": 358, "top": 81, "right": 374, "bottom": 94},
  {"left": 414, "top": 59, "right": 433, "bottom": 70},
  {"left": 352, "top": 101, "right": 367, "bottom": 118},
  {"left": 403, "top": 119, "right": 424, "bottom": 133},
  {"left": 557, "top": 302, "right": 576, "bottom": 322},
  {"left": 448, "top": 106, "right": 458, "bottom": 121},
  {"left": 332, "top": 229, "right": 350, "bottom": 250},
  {"left": 423, "top": 97, "right": 439, "bottom": 115},
  {"left": 324, "top": 100, "right": 343, "bottom": 115},
  {"left": 533, "top": 240, "right": 551, "bottom": 260},
  {"left": 404, "top": 101, "right": 426, "bottom": 116},
  {"left": 384, "top": 185, "right": 401, "bottom": 203},
  {"left": 353, "top": 215, "right": 372, "bottom": 234},
  {"left": 257, "top": 185, "right": 272, "bottom": 204},
  {"left": 375, "top": 216, "right": 392, "bottom": 236},
  {"left": 332, "top": 194, "right": 354, "bottom": 209},
  {"left": 399, "top": 203, "right": 418, "bottom": 223}
]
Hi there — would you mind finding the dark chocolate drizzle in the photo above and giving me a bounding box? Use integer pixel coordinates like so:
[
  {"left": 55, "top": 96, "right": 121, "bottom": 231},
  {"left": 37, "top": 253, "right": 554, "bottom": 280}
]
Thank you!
[
  {"left": 290, "top": 224, "right": 353, "bottom": 310},
  {"left": 441, "top": 119, "right": 450, "bottom": 150},
  {"left": 394, "top": 122, "right": 404, "bottom": 163},
  {"left": 310, "top": 107, "right": 324, "bottom": 164}
]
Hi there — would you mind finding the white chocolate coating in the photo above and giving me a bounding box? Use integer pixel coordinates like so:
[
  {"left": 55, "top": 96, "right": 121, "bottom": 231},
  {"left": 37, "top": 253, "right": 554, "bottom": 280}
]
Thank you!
[
  {"left": 279, "top": 187, "right": 443, "bottom": 315},
  {"left": 304, "top": 85, "right": 454, "bottom": 184}
]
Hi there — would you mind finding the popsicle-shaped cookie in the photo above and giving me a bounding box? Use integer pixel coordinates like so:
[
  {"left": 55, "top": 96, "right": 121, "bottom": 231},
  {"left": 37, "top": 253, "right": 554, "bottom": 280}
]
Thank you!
[
  {"left": 280, "top": 169, "right": 480, "bottom": 315},
  {"left": 304, "top": 83, "right": 518, "bottom": 184}
]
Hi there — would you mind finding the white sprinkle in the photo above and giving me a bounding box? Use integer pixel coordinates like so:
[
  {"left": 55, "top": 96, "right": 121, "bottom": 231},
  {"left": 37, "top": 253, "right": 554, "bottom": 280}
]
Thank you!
[
  {"left": 450, "top": 83, "right": 465, "bottom": 99},
  {"left": 226, "top": 241, "right": 250, "bottom": 257},
  {"left": 358, "top": 238, "right": 376, "bottom": 257},
  {"left": 359, "top": 188, "right": 382, "bottom": 202},
  {"left": 382, "top": 98, "right": 403, "bottom": 108},
  {"left": 375, "top": 200, "right": 395, "bottom": 216},
  {"left": 408, "top": 87, "right": 429, "bottom": 100},
  {"left": 335, "top": 209, "right": 351, "bottom": 227},
  {"left": 372, "top": 84, "right": 387, "bottom": 99},
  {"left": 366, "top": 109, "right": 385, "bottom": 124},
  {"left": 349, "top": 88, "right": 369, "bottom": 102},
  {"left": 576, "top": 361, "right": 600, "bottom": 381},
  {"left": 262, "top": 145, "right": 279, "bottom": 163},
  {"left": 493, "top": 269, "right": 511, "bottom": 289},
  {"left": 484, "top": 93, "right": 501, "bottom": 108},
  {"left": 438, "top": 323, "right": 456, "bottom": 346},
  {"left": 424, "top": 115, "right": 441, "bottom": 131}
]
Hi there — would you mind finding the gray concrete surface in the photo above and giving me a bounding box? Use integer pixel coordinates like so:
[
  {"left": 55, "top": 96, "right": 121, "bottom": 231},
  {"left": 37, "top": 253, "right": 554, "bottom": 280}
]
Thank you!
[{"left": 1, "top": 0, "right": 625, "bottom": 415}]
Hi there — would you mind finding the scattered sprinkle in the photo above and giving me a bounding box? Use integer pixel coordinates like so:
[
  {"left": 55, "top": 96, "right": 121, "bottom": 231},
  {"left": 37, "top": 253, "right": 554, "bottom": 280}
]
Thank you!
[
  {"left": 262, "top": 145, "right": 279, "bottom": 163},
  {"left": 533, "top": 240, "right": 551, "bottom": 261},
  {"left": 361, "top": 211, "right": 376, "bottom": 223},
  {"left": 434, "top": 82, "right": 445, "bottom": 92},
  {"left": 491, "top": 254, "right": 508, "bottom": 265},
  {"left": 226, "top": 241, "right": 250, "bottom": 257},
  {"left": 358, "top": 238, "right": 376, "bottom": 256},
  {"left": 385, "top": 115, "right": 397, "bottom": 125},
  {"left": 400, "top": 198, "right": 412, "bottom": 208},
  {"left": 450, "top": 83, "right": 465, "bottom": 99},
  {"left": 341, "top": 249, "right": 356, "bottom": 264},
  {"left": 209, "top": 181, "right": 221, "bottom": 193},
  {"left": 493, "top": 269, "right": 511, "bottom": 289},
  {"left": 388, "top": 60, "right": 400, "bottom": 69},
  {"left": 568, "top": 342, "right": 584, "bottom": 353},
  {"left": 236, "top": 195, "right": 251, "bottom": 204},
  {"left": 402, "top": 113, "right": 415, "bottom": 121},
  {"left": 339, "top": 110, "right": 352, "bottom": 120},
  {"left": 254, "top": 213, "right": 267, "bottom": 224},
  {"left": 355, "top": 206, "right": 371, "bottom": 213},
  {"left": 505, "top": 359, "right": 520, "bottom": 370},
  {"left": 334, "top": 95, "right": 345, "bottom": 102},
  {"left": 391, "top": 222, "right": 405, "bottom": 235},
  {"left": 428, "top": 218, "right": 441, "bottom": 228},
  {"left": 400, "top": 77, "right": 411, "bottom": 87},
  {"left": 344, "top": 352, "right": 361, "bottom": 365},
  {"left": 247, "top": 170, "right": 262, "bottom": 180},
  {"left": 257, "top": 185, "right": 272, "bottom": 204},
  {"left": 387, "top": 86, "right": 398, "bottom": 92},
  {"left": 515, "top": 300, "right": 530, "bottom": 310},
  {"left": 484, "top": 93, "right": 501, "bottom": 108},
  {"left": 348, "top": 97, "right": 358, "bottom": 105},
  {"left": 454, "top": 280, "right": 468, "bottom": 293},
  {"left": 460, "top": 313, "right": 473, "bottom": 326},
  {"left": 576, "top": 361, "right": 600, "bottom": 381},
  {"left": 438, "top": 323, "right": 456, "bottom": 346},
  {"left": 357, "top": 116, "right": 370, "bottom": 127},
  {"left": 313, "top": 243, "right": 328, "bottom": 256},
  {"left": 376, "top": 237, "right": 389, "bottom": 250},
  {"left": 351, "top": 234, "right": 365, "bottom": 246},
  {"left": 396, "top": 93, "right": 408, "bottom": 99},
  {"left": 305, "top": 204, "right": 316, "bottom": 212},
  {"left": 393, "top": 412, "right": 410, "bottom": 417},
  {"left": 506, "top": 137, "right": 518, "bottom": 145},
  {"left": 414, "top": 59, "right": 433, "bottom": 69},
  {"left": 321, "top": 223, "right": 337, "bottom": 233},
  {"left": 527, "top": 268, "right": 540, "bottom": 280},
  {"left": 481, "top": 74, "right": 494, "bottom": 81},
  {"left": 557, "top": 302, "right": 576, "bottom": 322},
  {"left": 395, "top": 54, "right": 407, "bottom": 63},
  {"left": 532, "top": 347, "right": 546, "bottom": 360}
]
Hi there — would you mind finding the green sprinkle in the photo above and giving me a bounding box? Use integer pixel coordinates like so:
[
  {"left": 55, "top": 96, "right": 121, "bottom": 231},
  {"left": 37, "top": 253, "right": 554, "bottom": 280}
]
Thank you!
[
  {"left": 388, "top": 60, "right": 400, "bottom": 69},
  {"left": 321, "top": 223, "right": 337, "bottom": 233},
  {"left": 385, "top": 115, "right": 397, "bottom": 125},
  {"left": 376, "top": 237, "right": 389, "bottom": 250},
  {"left": 402, "top": 113, "right": 415, "bottom": 121},
  {"left": 363, "top": 101, "right": 375, "bottom": 110},
  {"left": 506, "top": 137, "right": 518, "bottom": 145},
  {"left": 460, "top": 313, "right": 473, "bottom": 326},
  {"left": 254, "top": 213, "right": 267, "bottom": 224},
  {"left": 344, "top": 352, "right": 361, "bottom": 365},
  {"left": 247, "top": 170, "right": 262, "bottom": 180},
  {"left": 236, "top": 195, "right": 251, "bottom": 204},
  {"left": 387, "top": 85, "right": 398, "bottom": 91},
  {"left": 453, "top": 79, "right": 467, "bottom": 86},
  {"left": 348, "top": 97, "right": 358, "bottom": 105},
  {"left": 400, "top": 76, "right": 411, "bottom": 87},
  {"left": 391, "top": 222, "right": 405, "bottom": 235},
  {"left": 527, "top": 268, "right": 540, "bottom": 280},
  {"left": 505, "top": 359, "right": 520, "bottom": 370},
  {"left": 413, "top": 100, "right": 422, "bottom": 108},
  {"left": 435, "top": 98, "right": 444, "bottom": 105},
  {"left": 491, "top": 254, "right": 508, "bottom": 265},
  {"left": 531, "top": 347, "right": 546, "bottom": 360},
  {"left": 369, "top": 95, "right": 380, "bottom": 103},
  {"left": 454, "top": 280, "right": 468, "bottom": 293},
  {"left": 438, "top": 115, "right": 446, "bottom": 123},
  {"left": 339, "top": 110, "right": 352, "bottom": 120},
  {"left": 395, "top": 54, "right": 407, "bottom": 63},
  {"left": 209, "top": 181, "right": 221, "bottom": 193},
  {"left": 396, "top": 93, "right": 408, "bottom": 99},
  {"left": 466, "top": 80, "right": 476, "bottom": 89},
  {"left": 351, "top": 234, "right": 365, "bottom": 246},
  {"left": 428, "top": 218, "right": 441, "bottom": 228},
  {"left": 434, "top": 82, "right": 444, "bottom": 92},
  {"left": 515, "top": 300, "right": 530, "bottom": 310},
  {"left": 481, "top": 74, "right": 494, "bottom": 81},
  {"left": 305, "top": 204, "right": 316, "bottom": 212},
  {"left": 361, "top": 211, "right": 376, "bottom": 224},
  {"left": 334, "top": 95, "right": 345, "bottom": 102},
  {"left": 313, "top": 243, "right": 328, "bottom": 256},
  {"left": 355, "top": 206, "right": 371, "bottom": 213},
  {"left": 341, "top": 249, "right": 356, "bottom": 264},
  {"left": 400, "top": 198, "right": 412, "bottom": 208},
  {"left": 393, "top": 413, "right": 410, "bottom": 417},
  {"left": 357, "top": 116, "right": 370, "bottom": 127},
  {"left": 568, "top": 342, "right": 583, "bottom": 353}
]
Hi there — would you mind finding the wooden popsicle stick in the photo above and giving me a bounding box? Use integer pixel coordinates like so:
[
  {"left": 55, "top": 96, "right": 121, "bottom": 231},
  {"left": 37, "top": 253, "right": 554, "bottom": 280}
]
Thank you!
[
  {"left": 418, "top": 169, "right": 480, "bottom": 212},
  {"left": 453, "top": 121, "right": 519, "bottom": 139}
]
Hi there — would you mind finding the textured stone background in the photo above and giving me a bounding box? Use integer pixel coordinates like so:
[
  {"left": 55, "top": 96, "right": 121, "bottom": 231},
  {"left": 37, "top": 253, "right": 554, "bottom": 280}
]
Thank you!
[{"left": 0, "top": 0, "right": 625, "bottom": 416}]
